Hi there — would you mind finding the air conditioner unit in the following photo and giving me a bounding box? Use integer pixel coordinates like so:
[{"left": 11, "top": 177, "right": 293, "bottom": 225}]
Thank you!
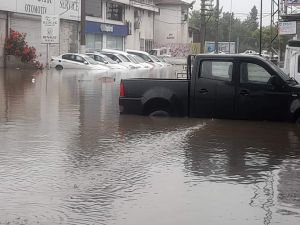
[{"left": 134, "top": 21, "right": 141, "bottom": 30}]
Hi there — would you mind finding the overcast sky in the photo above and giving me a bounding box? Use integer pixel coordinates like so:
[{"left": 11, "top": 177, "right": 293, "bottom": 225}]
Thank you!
[{"left": 192, "top": 0, "right": 272, "bottom": 25}]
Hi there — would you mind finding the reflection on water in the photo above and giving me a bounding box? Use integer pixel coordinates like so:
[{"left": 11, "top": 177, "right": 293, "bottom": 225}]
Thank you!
[{"left": 0, "top": 68, "right": 300, "bottom": 225}]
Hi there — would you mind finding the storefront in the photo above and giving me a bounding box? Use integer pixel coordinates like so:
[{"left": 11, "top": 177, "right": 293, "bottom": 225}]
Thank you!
[
  {"left": 0, "top": 0, "right": 81, "bottom": 67},
  {"left": 85, "top": 21, "right": 128, "bottom": 51},
  {"left": 0, "top": 12, "right": 7, "bottom": 68}
]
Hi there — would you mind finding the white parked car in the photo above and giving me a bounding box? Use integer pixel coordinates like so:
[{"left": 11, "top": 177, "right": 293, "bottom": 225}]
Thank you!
[
  {"left": 50, "top": 53, "right": 110, "bottom": 71},
  {"left": 129, "top": 54, "right": 154, "bottom": 70},
  {"left": 86, "top": 52, "right": 128, "bottom": 71},
  {"left": 126, "top": 49, "right": 165, "bottom": 68},
  {"left": 100, "top": 51, "right": 138, "bottom": 70}
]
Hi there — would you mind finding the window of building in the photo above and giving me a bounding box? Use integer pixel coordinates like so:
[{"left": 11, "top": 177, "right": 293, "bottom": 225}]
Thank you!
[
  {"left": 140, "top": 38, "right": 145, "bottom": 51},
  {"left": 86, "top": 0, "right": 103, "bottom": 17},
  {"left": 200, "top": 61, "right": 233, "bottom": 81},
  {"left": 145, "top": 39, "right": 153, "bottom": 52},
  {"left": 106, "top": 35, "right": 123, "bottom": 50},
  {"left": 86, "top": 33, "right": 103, "bottom": 51},
  {"left": 106, "top": 2, "right": 123, "bottom": 21}
]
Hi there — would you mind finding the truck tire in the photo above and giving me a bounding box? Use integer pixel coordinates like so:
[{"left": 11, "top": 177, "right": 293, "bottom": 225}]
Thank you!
[
  {"left": 149, "top": 110, "right": 170, "bottom": 117},
  {"left": 296, "top": 116, "right": 300, "bottom": 125}
]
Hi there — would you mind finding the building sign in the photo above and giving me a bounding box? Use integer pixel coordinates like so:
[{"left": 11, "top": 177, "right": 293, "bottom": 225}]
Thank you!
[
  {"left": 285, "top": 0, "right": 300, "bottom": 6},
  {"left": 0, "top": 0, "right": 81, "bottom": 21},
  {"left": 279, "top": 21, "right": 297, "bottom": 35},
  {"left": 41, "top": 15, "right": 60, "bottom": 43},
  {"left": 100, "top": 24, "right": 114, "bottom": 33},
  {"left": 205, "top": 41, "right": 236, "bottom": 54},
  {"left": 167, "top": 33, "right": 175, "bottom": 40},
  {"left": 86, "top": 21, "right": 129, "bottom": 37}
]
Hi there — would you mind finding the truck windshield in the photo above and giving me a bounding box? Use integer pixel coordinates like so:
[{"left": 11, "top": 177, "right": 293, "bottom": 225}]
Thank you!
[{"left": 265, "top": 60, "right": 291, "bottom": 81}]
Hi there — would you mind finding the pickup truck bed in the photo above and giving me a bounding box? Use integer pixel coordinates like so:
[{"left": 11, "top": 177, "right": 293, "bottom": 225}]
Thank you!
[{"left": 120, "top": 78, "right": 190, "bottom": 116}]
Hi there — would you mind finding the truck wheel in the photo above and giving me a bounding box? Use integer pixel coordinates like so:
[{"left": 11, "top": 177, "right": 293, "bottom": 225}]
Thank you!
[
  {"left": 55, "top": 65, "right": 63, "bottom": 70},
  {"left": 296, "top": 116, "right": 300, "bottom": 125},
  {"left": 149, "top": 110, "right": 170, "bottom": 117}
]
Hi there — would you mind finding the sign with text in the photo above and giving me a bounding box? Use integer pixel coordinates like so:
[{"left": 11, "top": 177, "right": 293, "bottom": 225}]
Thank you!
[
  {"left": 0, "top": 0, "right": 81, "bottom": 21},
  {"left": 41, "top": 15, "right": 60, "bottom": 43},
  {"left": 285, "top": 0, "right": 300, "bottom": 6},
  {"left": 279, "top": 21, "right": 297, "bottom": 35}
]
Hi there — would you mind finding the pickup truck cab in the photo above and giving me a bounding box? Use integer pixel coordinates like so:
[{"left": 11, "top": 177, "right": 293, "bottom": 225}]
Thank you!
[{"left": 119, "top": 54, "right": 300, "bottom": 123}]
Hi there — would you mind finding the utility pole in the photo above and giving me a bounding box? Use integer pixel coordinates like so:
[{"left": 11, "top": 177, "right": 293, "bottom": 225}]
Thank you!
[
  {"left": 259, "top": 0, "right": 262, "bottom": 55},
  {"left": 200, "top": 0, "right": 206, "bottom": 53},
  {"left": 215, "top": 0, "right": 219, "bottom": 53},
  {"left": 80, "top": 0, "right": 86, "bottom": 53},
  {"left": 200, "top": 0, "right": 213, "bottom": 53}
]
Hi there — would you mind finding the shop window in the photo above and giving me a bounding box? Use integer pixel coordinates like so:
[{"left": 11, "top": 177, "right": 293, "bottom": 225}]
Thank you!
[
  {"left": 106, "top": 35, "right": 123, "bottom": 51},
  {"left": 86, "top": 0, "right": 103, "bottom": 17},
  {"left": 145, "top": 39, "right": 153, "bottom": 52},
  {"left": 140, "top": 38, "right": 145, "bottom": 51},
  {"left": 86, "top": 33, "right": 103, "bottom": 51},
  {"left": 106, "top": 2, "right": 123, "bottom": 21}
]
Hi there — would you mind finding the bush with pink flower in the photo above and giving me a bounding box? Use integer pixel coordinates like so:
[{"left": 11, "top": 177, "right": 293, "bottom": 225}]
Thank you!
[{"left": 5, "top": 29, "right": 43, "bottom": 69}]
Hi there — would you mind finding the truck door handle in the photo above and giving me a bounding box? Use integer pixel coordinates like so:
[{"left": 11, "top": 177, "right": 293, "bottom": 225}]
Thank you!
[
  {"left": 199, "top": 88, "right": 208, "bottom": 94},
  {"left": 240, "top": 90, "right": 249, "bottom": 96}
]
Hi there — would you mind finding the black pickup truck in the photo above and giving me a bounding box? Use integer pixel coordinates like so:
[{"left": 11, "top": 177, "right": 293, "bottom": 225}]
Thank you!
[{"left": 119, "top": 54, "right": 300, "bottom": 123}]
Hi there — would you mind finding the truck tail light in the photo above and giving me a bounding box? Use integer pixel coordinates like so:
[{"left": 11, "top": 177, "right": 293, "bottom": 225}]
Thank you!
[{"left": 120, "top": 80, "right": 125, "bottom": 97}]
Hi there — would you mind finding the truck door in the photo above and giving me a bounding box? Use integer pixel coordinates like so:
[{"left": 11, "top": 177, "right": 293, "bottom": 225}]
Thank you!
[
  {"left": 237, "top": 61, "right": 291, "bottom": 121},
  {"left": 192, "top": 59, "right": 236, "bottom": 119}
]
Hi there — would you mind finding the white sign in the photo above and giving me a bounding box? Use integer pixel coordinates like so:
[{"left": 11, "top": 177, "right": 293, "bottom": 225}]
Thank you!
[
  {"left": 285, "top": 0, "right": 300, "bottom": 6},
  {"left": 100, "top": 24, "right": 114, "bottom": 33},
  {"left": 279, "top": 21, "right": 297, "bottom": 35},
  {"left": 0, "top": 0, "right": 81, "bottom": 21},
  {"left": 41, "top": 15, "right": 60, "bottom": 43}
]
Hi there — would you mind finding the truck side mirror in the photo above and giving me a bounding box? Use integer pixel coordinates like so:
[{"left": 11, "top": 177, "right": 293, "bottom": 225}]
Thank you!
[{"left": 268, "top": 75, "right": 283, "bottom": 88}]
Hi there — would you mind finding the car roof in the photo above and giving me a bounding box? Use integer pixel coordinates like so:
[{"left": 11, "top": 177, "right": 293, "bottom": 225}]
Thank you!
[
  {"left": 126, "top": 49, "right": 150, "bottom": 55},
  {"left": 61, "top": 53, "right": 89, "bottom": 58},
  {"left": 86, "top": 52, "right": 107, "bottom": 57}
]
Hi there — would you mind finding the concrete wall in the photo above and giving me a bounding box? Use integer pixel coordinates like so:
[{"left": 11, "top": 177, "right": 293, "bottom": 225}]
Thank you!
[
  {"left": 154, "top": 4, "right": 190, "bottom": 45},
  {"left": 0, "top": 12, "right": 7, "bottom": 68},
  {"left": 125, "top": 6, "right": 154, "bottom": 50}
]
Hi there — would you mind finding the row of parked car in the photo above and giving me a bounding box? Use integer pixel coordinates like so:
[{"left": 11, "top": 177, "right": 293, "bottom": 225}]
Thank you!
[{"left": 50, "top": 49, "right": 172, "bottom": 72}]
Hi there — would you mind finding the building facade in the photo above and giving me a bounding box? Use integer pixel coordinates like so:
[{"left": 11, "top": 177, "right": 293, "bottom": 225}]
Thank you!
[
  {"left": 0, "top": 0, "right": 81, "bottom": 68},
  {"left": 154, "top": 0, "right": 193, "bottom": 46},
  {"left": 85, "top": 0, "right": 158, "bottom": 52}
]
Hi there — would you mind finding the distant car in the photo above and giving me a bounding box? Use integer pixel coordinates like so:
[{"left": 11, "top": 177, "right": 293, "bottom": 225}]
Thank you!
[
  {"left": 129, "top": 54, "right": 154, "bottom": 70},
  {"left": 242, "top": 50, "right": 259, "bottom": 55},
  {"left": 86, "top": 52, "right": 128, "bottom": 70},
  {"left": 50, "top": 53, "right": 110, "bottom": 71},
  {"left": 126, "top": 49, "right": 164, "bottom": 68},
  {"left": 100, "top": 51, "right": 139, "bottom": 70}
]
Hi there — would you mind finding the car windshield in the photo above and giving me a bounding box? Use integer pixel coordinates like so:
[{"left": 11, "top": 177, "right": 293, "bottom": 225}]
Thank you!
[
  {"left": 264, "top": 60, "right": 292, "bottom": 81},
  {"left": 132, "top": 55, "right": 145, "bottom": 63},
  {"left": 85, "top": 56, "right": 99, "bottom": 65},
  {"left": 127, "top": 55, "right": 139, "bottom": 64},
  {"left": 102, "top": 55, "right": 117, "bottom": 64},
  {"left": 150, "top": 55, "right": 161, "bottom": 62},
  {"left": 129, "top": 52, "right": 152, "bottom": 62},
  {"left": 117, "top": 54, "right": 130, "bottom": 62}
]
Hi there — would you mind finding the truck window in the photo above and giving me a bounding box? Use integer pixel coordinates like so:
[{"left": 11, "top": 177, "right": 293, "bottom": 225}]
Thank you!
[
  {"left": 200, "top": 61, "right": 233, "bottom": 81},
  {"left": 240, "top": 63, "right": 271, "bottom": 83}
]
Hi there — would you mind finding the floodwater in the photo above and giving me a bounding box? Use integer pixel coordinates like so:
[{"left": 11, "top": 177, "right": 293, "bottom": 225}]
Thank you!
[{"left": 0, "top": 68, "right": 299, "bottom": 225}]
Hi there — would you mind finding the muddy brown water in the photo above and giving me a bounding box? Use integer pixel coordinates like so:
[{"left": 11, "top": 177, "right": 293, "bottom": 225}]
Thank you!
[{"left": 0, "top": 68, "right": 299, "bottom": 225}]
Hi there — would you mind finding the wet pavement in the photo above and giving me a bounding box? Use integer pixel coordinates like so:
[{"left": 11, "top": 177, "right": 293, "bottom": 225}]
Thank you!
[{"left": 0, "top": 68, "right": 300, "bottom": 225}]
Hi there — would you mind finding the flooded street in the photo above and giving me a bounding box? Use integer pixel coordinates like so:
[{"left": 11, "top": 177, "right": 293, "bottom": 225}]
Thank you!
[{"left": 0, "top": 68, "right": 300, "bottom": 225}]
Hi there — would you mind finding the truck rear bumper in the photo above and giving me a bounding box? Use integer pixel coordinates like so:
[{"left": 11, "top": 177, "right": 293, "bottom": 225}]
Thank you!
[{"left": 119, "top": 97, "right": 143, "bottom": 115}]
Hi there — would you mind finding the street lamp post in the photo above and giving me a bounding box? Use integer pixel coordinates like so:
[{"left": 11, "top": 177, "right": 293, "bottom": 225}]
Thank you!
[{"left": 259, "top": 0, "right": 262, "bottom": 55}]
